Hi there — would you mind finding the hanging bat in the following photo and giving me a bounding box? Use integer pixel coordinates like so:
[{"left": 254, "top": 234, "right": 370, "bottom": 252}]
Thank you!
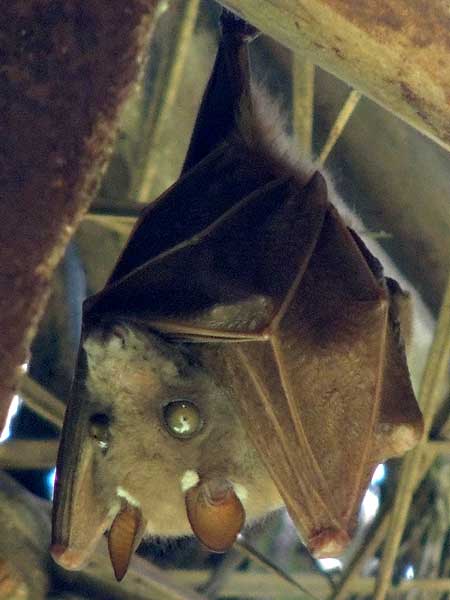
[{"left": 51, "top": 10, "right": 423, "bottom": 582}]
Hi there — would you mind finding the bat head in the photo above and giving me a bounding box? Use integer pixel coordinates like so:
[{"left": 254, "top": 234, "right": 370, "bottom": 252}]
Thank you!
[{"left": 51, "top": 322, "right": 282, "bottom": 579}]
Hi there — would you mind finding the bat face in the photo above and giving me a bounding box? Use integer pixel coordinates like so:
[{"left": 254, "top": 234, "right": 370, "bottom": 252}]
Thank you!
[{"left": 52, "top": 322, "right": 282, "bottom": 575}]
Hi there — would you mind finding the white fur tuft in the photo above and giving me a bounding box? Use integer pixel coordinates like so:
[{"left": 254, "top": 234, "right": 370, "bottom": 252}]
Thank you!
[
  {"left": 180, "top": 470, "right": 200, "bottom": 492},
  {"left": 117, "top": 486, "right": 141, "bottom": 508}
]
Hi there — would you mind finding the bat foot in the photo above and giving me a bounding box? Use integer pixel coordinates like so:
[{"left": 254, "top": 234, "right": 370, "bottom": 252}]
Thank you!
[
  {"left": 309, "top": 528, "right": 350, "bottom": 559},
  {"left": 220, "top": 9, "right": 259, "bottom": 43}
]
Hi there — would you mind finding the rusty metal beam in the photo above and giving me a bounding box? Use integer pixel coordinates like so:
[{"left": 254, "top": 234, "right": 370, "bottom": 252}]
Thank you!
[{"left": 0, "top": 0, "right": 159, "bottom": 427}]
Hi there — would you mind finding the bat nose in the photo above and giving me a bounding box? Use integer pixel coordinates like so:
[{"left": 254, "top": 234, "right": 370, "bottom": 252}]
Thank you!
[{"left": 50, "top": 544, "right": 88, "bottom": 570}]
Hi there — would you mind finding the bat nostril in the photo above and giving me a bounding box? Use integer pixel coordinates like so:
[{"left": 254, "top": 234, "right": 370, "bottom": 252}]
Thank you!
[{"left": 50, "top": 544, "right": 87, "bottom": 570}]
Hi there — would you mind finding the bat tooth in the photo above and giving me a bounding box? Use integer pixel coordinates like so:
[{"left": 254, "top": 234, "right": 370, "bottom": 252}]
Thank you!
[
  {"left": 185, "top": 479, "right": 245, "bottom": 553},
  {"left": 309, "top": 528, "right": 350, "bottom": 559},
  {"left": 108, "top": 503, "right": 142, "bottom": 581}
]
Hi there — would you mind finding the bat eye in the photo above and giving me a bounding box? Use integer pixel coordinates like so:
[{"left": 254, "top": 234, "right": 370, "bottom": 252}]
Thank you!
[
  {"left": 163, "top": 401, "right": 202, "bottom": 439},
  {"left": 89, "top": 413, "right": 111, "bottom": 451}
]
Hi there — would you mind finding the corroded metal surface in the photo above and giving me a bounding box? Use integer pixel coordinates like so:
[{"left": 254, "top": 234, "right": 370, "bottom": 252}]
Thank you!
[{"left": 0, "top": 1, "right": 158, "bottom": 426}]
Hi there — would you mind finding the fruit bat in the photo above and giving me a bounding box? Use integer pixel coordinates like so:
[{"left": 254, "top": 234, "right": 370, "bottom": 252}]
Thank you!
[{"left": 51, "top": 10, "right": 423, "bottom": 583}]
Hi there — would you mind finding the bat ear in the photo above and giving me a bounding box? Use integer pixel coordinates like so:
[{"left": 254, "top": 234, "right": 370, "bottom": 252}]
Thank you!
[
  {"left": 185, "top": 479, "right": 245, "bottom": 553},
  {"left": 108, "top": 502, "right": 144, "bottom": 581},
  {"left": 51, "top": 436, "right": 116, "bottom": 570},
  {"left": 51, "top": 352, "right": 117, "bottom": 570}
]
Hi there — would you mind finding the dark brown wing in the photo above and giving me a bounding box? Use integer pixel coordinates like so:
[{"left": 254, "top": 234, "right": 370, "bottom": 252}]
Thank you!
[
  {"left": 85, "top": 172, "right": 327, "bottom": 336},
  {"left": 218, "top": 204, "right": 422, "bottom": 557},
  {"left": 103, "top": 11, "right": 257, "bottom": 289}
]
